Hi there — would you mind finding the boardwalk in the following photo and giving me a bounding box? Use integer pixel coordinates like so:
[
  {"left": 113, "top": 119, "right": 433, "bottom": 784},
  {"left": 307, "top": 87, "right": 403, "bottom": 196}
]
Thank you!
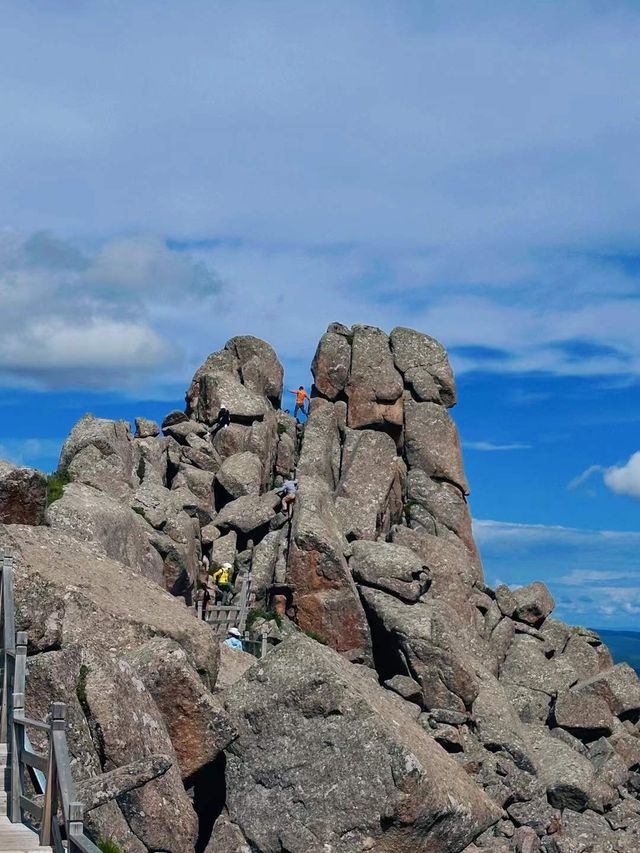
[{"left": 0, "top": 550, "right": 100, "bottom": 853}]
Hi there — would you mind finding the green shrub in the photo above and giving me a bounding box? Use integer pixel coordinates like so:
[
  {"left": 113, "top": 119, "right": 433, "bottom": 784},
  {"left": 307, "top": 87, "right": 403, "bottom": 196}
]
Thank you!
[
  {"left": 304, "top": 630, "right": 327, "bottom": 645},
  {"left": 97, "top": 838, "right": 123, "bottom": 853},
  {"left": 46, "top": 471, "right": 70, "bottom": 506},
  {"left": 246, "top": 607, "right": 282, "bottom": 629},
  {"left": 277, "top": 423, "right": 288, "bottom": 437},
  {"left": 403, "top": 500, "right": 419, "bottom": 525},
  {"left": 76, "top": 664, "right": 90, "bottom": 707}
]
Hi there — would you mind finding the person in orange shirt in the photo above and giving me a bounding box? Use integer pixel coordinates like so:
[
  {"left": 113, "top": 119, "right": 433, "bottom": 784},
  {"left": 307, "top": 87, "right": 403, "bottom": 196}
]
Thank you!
[{"left": 288, "top": 386, "right": 310, "bottom": 421}]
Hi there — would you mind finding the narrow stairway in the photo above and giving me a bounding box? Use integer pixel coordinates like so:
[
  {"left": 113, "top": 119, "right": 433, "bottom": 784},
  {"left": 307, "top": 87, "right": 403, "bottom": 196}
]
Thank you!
[{"left": 0, "top": 744, "right": 52, "bottom": 852}]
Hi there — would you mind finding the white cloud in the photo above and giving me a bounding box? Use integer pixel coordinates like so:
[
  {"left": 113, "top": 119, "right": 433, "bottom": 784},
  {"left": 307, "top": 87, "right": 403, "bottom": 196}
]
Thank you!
[
  {"left": 569, "top": 452, "right": 640, "bottom": 500},
  {"left": 0, "top": 231, "right": 220, "bottom": 389},
  {"left": 463, "top": 440, "right": 531, "bottom": 452},
  {"left": 603, "top": 452, "right": 640, "bottom": 499},
  {"left": 0, "top": 438, "right": 62, "bottom": 467}
]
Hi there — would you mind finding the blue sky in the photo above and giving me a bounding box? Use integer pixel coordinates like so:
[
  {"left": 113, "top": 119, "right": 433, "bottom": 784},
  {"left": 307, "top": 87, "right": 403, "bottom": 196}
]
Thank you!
[{"left": 2, "top": 1, "right": 640, "bottom": 628}]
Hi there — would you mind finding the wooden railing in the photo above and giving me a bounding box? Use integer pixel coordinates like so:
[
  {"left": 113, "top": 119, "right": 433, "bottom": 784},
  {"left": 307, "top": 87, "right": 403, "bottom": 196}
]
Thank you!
[
  {"left": 196, "top": 570, "right": 252, "bottom": 635},
  {"left": 0, "top": 549, "right": 101, "bottom": 852}
]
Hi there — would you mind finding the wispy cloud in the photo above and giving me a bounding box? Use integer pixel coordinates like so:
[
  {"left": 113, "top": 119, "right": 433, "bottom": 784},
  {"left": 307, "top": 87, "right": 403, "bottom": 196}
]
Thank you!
[
  {"left": 569, "top": 452, "right": 640, "bottom": 500},
  {"left": 463, "top": 440, "right": 531, "bottom": 452},
  {"left": 0, "top": 438, "right": 62, "bottom": 468}
]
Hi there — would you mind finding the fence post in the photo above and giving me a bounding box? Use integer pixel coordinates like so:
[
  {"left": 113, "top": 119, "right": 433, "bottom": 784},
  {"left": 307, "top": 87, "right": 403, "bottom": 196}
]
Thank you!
[
  {"left": 40, "top": 702, "right": 64, "bottom": 846},
  {"left": 67, "top": 801, "right": 85, "bottom": 850},
  {"left": 261, "top": 626, "right": 268, "bottom": 659},
  {"left": 10, "top": 632, "right": 27, "bottom": 823}
]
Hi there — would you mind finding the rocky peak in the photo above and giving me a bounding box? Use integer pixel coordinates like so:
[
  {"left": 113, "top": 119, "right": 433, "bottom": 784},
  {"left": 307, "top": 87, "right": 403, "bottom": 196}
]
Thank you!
[{"left": 1, "top": 323, "right": 639, "bottom": 852}]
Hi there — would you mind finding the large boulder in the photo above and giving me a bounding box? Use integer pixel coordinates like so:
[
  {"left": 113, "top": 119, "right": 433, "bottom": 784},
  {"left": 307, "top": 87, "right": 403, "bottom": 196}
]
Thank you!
[
  {"left": 186, "top": 337, "right": 282, "bottom": 423},
  {"left": 296, "top": 398, "right": 341, "bottom": 487},
  {"left": 512, "top": 582, "right": 555, "bottom": 627},
  {"left": 569, "top": 665, "right": 640, "bottom": 721},
  {"left": 59, "top": 414, "right": 138, "bottom": 500},
  {"left": 223, "top": 636, "right": 500, "bottom": 853},
  {"left": 404, "top": 399, "right": 469, "bottom": 494},
  {"left": 128, "top": 637, "right": 236, "bottom": 783},
  {"left": 311, "top": 328, "right": 352, "bottom": 400},
  {"left": 390, "top": 326, "right": 456, "bottom": 406},
  {"left": 47, "top": 481, "right": 165, "bottom": 584},
  {"left": 214, "top": 491, "right": 280, "bottom": 534},
  {"left": 345, "top": 325, "right": 404, "bottom": 429},
  {"left": 0, "top": 460, "right": 47, "bottom": 525},
  {"left": 335, "top": 430, "right": 403, "bottom": 540},
  {"left": 1, "top": 524, "right": 218, "bottom": 684},
  {"left": 215, "top": 451, "right": 263, "bottom": 501},
  {"left": 286, "top": 476, "right": 372, "bottom": 663},
  {"left": 350, "top": 539, "right": 426, "bottom": 603}
]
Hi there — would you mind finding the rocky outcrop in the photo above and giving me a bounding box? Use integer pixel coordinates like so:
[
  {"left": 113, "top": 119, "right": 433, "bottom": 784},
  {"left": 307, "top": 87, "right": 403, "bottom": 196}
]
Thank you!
[
  {"left": 223, "top": 636, "right": 500, "bottom": 853},
  {"left": 3, "top": 323, "right": 640, "bottom": 852},
  {"left": 0, "top": 460, "right": 47, "bottom": 525}
]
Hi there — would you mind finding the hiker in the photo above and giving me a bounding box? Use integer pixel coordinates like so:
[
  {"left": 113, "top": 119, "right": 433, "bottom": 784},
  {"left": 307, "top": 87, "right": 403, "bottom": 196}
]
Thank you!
[
  {"left": 280, "top": 477, "right": 298, "bottom": 520},
  {"left": 211, "top": 561, "right": 234, "bottom": 605},
  {"left": 198, "top": 554, "right": 211, "bottom": 619},
  {"left": 224, "top": 627, "right": 243, "bottom": 650},
  {"left": 288, "top": 386, "right": 310, "bottom": 421},
  {"left": 209, "top": 406, "right": 231, "bottom": 439}
]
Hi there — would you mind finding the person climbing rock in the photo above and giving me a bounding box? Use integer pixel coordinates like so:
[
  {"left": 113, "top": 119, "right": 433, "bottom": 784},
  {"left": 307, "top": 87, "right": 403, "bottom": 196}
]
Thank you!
[
  {"left": 288, "top": 386, "right": 310, "bottom": 421},
  {"left": 280, "top": 477, "right": 298, "bottom": 520},
  {"left": 211, "top": 561, "right": 234, "bottom": 604},
  {"left": 224, "top": 627, "right": 243, "bottom": 650},
  {"left": 209, "top": 406, "right": 231, "bottom": 439}
]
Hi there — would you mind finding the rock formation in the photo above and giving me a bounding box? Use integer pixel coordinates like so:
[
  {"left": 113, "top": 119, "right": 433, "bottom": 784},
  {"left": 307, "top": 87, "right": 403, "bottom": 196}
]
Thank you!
[{"left": 0, "top": 324, "right": 639, "bottom": 852}]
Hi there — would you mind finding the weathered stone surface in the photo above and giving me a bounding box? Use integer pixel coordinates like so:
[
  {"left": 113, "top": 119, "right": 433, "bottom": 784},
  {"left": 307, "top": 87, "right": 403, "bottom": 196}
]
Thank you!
[
  {"left": 570, "top": 665, "right": 640, "bottom": 720},
  {"left": 163, "top": 418, "right": 209, "bottom": 443},
  {"left": 350, "top": 539, "right": 426, "bottom": 602},
  {"left": 214, "top": 491, "right": 280, "bottom": 534},
  {"left": 250, "top": 529, "right": 282, "bottom": 605},
  {"left": 224, "top": 637, "right": 500, "bottom": 853},
  {"left": 472, "top": 677, "right": 539, "bottom": 772},
  {"left": 59, "top": 414, "right": 138, "bottom": 500},
  {"left": 501, "top": 635, "right": 578, "bottom": 697},
  {"left": 561, "top": 634, "right": 601, "bottom": 678},
  {"left": 0, "top": 460, "right": 47, "bottom": 525},
  {"left": 407, "top": 468, "right": 475, "bottom": 551},
  {"left": 275, "top": 431, "right": 296, "bottom": 478},
  {"left": 508, "top": 798, "right": 559, "bottom": 837},
  {"left": 513, "top": 582, "right": 555, "bottom": 627},
  {"left": 360, "top": 587, "right": 482, "bottom": 712},
  {"left": 134, "top": 416, "right": 160, "bottom": 438},
  {"left": 24, "top": 646, "right": 148, "bottom": 852},
  {"left": 335, "top": 429, "right": 401, "bottom": 540},
  {"left": 129, "top": 637, "right": 235, "bottom": 782},
  {"left": 554, "top": 690, "right": 614, "bottom": 737},
  {"left": 2, "top": 524, "right": 219, "bottom": 684},
  {"left": 227, "top": 335, "right": 284, "bottom": 407},
  {"left": 215, "top": 642, "right": 256, "bottom": 693},
  {"left": 205, "top": 813, "right": 252, "bottom": 853},
  {"left": 83, "top": 653, "right": 198, "bottom": 853},
  {"left": 311, "top": 329, "right": 352, "bottom": 400},
  {"left": 528, "top": 724, "right": 615, "bottom": 811},
  {"left": 287, "top": 476, "right": 372, "bottom": 662},
  {"left": 210, "top": 529, "right": 237, "bottom": 567},
  {"left": 296, "top": 399, "right": 341, "bottom": 487},
  {"left": 162, "top": 410, "right": 189, "bottom": 429},
  {"left": 149, "top": 509, "right": 201, "bottom": 596},
  {"left": 346, "top": 325, "right": 404, "bottom": 429},
  {"left": 47, "top": 481, "right": 165, "bottom": 584},
  {"left": 390, "top": 326, "right": 456, "bottom": 406},
  {"left": 384, "top": 674, "right": 423, "bottom": 704},
  {"left": 76, "top": 754, "right": 173, "bottom": 812},
  {"left": 215, "top": 451, "right": 263, "bottom": 500},
  {"left": 186, "top": 337, "right": 282, "bottom": 423},
  {"left": 404, "top": 398, "right": 469, "bottom": 493},
  {"left": 392, "top": 525, "right": 483, "bottom": 616}
]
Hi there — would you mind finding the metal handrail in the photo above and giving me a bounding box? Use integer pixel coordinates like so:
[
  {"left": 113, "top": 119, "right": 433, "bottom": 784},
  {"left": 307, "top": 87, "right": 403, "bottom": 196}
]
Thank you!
[{"left": 0, "top": 549, "right": 101, "bottom": 852}]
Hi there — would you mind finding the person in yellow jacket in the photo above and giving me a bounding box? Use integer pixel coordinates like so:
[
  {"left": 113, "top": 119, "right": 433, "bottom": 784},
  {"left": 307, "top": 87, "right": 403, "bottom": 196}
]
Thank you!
[{"left": 210, "top": 562, "right": 234, "bottom": 604}]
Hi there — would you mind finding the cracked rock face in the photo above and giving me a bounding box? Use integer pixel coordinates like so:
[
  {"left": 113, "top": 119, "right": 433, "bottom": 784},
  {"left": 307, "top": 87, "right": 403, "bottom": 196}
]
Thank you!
[{"left": 3, "top": 323, "right": 640, "bottom": 853}]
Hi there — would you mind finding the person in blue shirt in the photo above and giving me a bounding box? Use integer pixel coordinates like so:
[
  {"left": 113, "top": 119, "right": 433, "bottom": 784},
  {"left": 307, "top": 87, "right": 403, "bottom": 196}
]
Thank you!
[{"left": 224, "top": 627, "right": 243, "bottom": 650}]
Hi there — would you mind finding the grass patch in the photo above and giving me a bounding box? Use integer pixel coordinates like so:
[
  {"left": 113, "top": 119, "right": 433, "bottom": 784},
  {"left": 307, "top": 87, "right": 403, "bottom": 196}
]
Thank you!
[
  {"left": 403, "top": 500, "right": 419, "bottom": 525},
  {"left": 97, "top": 838, "right": 123, "bottom": 853},
  {"left": 246, "top": 608, "right": 282, "bottom": 629},
  {"left": 46, "top": 471, "right": 70, "bottom": 506},
  {"left": 76, "top": 664, "right": 90, "bottom": 707},
  {"left": 277, "top": 423, "right": 288, "bottom": 437},
  {"left": 304, "top": 630, "right": 327, "bottom": 645}
]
